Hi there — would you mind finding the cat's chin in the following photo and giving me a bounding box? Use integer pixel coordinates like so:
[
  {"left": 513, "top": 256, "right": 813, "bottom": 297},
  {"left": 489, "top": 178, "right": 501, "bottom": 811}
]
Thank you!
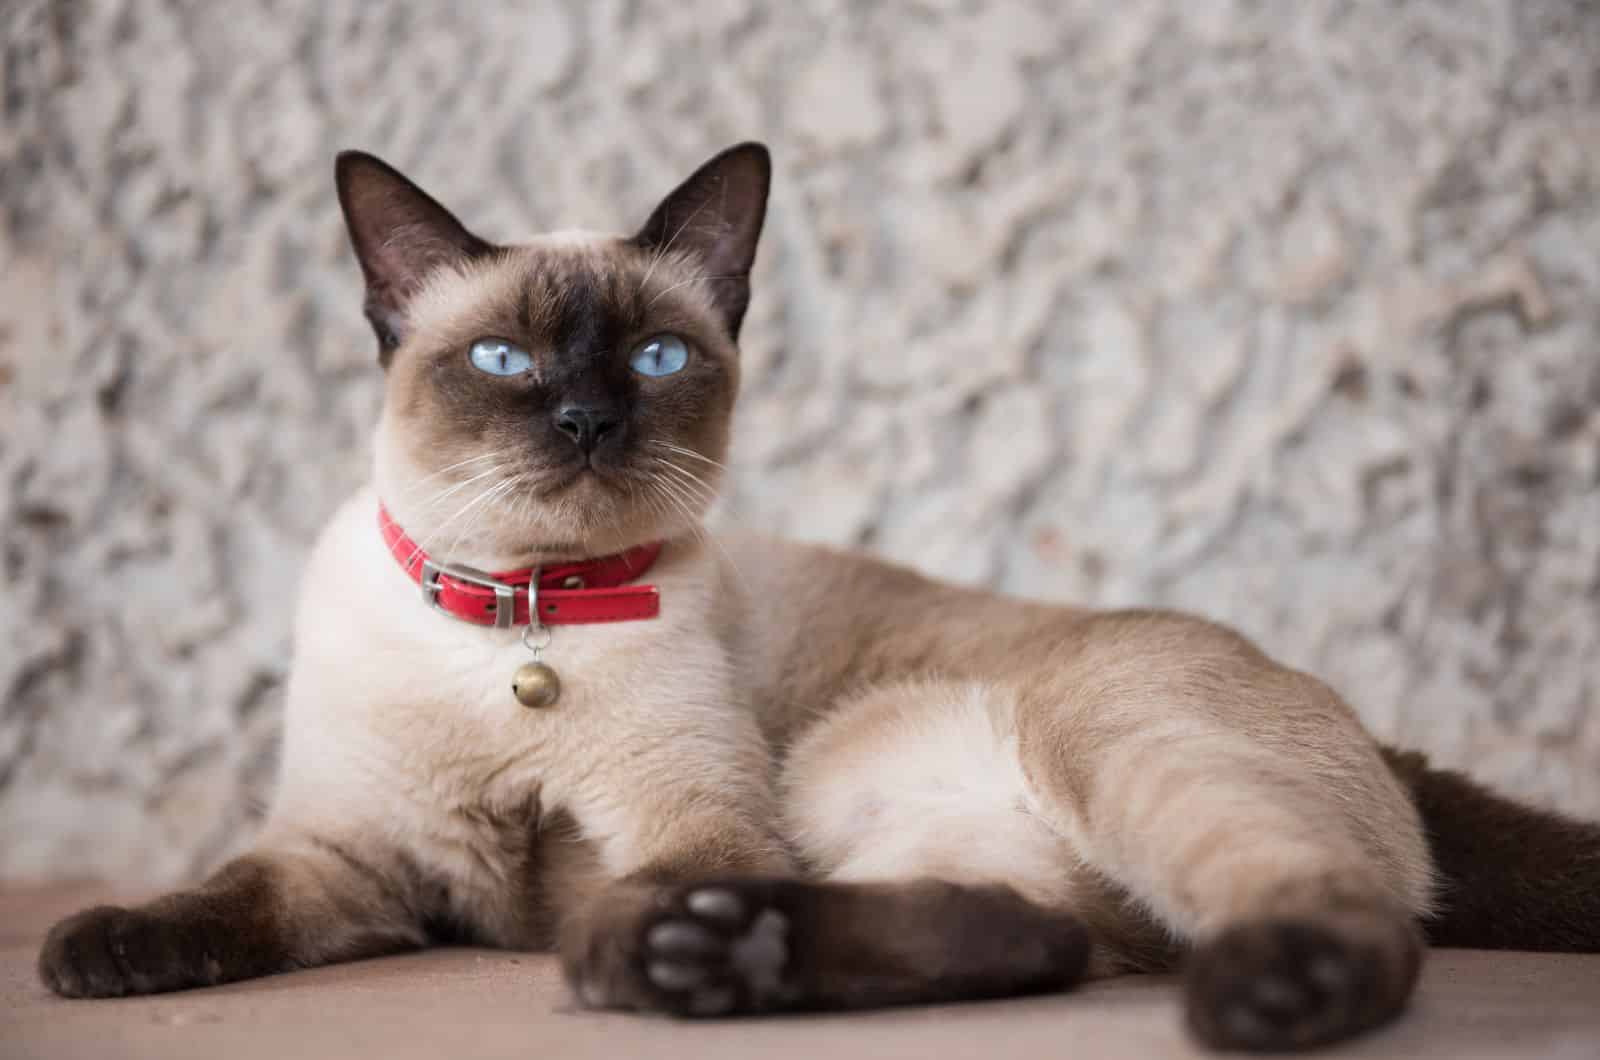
[
  {"left": 493, "top": 522, "right": 677, "bottom": 567},
  {"left": 495, "top": 475, "right": 690, "bottom": 562}
]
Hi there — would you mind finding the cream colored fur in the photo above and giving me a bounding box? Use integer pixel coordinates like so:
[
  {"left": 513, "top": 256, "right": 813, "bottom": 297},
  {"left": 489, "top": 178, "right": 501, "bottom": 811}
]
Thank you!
[
  {"left": 28, "top": 148, "right": 1508, "bottom": 1053},
  {"left": 257, "top": 465, "right": 1432, "bottom": 974},
  {"left": 258, "top": 167, "right": 1433, "bottom": 990},
  {"left": 262, "top": 485, "right": 789, "bottom": 947}
]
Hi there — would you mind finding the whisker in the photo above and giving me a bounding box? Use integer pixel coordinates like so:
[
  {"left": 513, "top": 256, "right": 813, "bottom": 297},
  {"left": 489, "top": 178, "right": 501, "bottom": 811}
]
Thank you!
[
  {"left": 391, "top": 455, "right": 506, "bottom": 511},
  {"left": 654, "top": 456, "right": 721, "bottom": 500},
  {"left": 649, "top": 441, "right": 729, "bottom": 473},
  {"left": 652, "top": 457, "right": 719, "bottom": 505},
  {"left": 652, "top": 476, "right": 701, "bottom": 533},
  {"left": 395, "top": 465, "right": 512, "bottom": 569},
  {"left": 650, "top": 460, "right": 750, "bottom": 595},
  {"left": 409, "top": 463, "right": 509, "bottom": 516},
  {"left": 401, "top": 473, "right": 501, "bottom": 571},
  {"left": 401, "top": 453, "right": 503, "bottom": 491},
  {"left": 635, "top": 196, "right": 718, "bottom": 300},
  {"left": 641, "top": 480, "right": 670, "bottom": 531},
  {"left": 416, "top": 473, "right": 515, "bottom": 562},
  {"left": 645, "top": 273, "right": 743, "bottom": 311},
  {"left": 442, "top": 476, "right": 522, "bottom": 560}
]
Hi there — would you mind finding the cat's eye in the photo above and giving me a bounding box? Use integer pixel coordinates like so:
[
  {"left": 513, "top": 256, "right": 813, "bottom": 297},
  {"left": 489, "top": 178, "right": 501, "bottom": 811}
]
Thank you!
[
  {"left": 629, "top": 334, "right": 689, "bottom": 378},
  {"left": 469, "top": 338, "right": 533, "bottom": 376}
]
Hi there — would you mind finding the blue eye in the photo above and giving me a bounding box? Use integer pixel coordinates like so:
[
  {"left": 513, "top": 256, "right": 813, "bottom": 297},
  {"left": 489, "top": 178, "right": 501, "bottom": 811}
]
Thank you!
[
  {"left": 629, "top": 334, "right": 689, "bottom": 378},
  {"left": 469, "top": 339, "right": 533, "bottom": 376}
]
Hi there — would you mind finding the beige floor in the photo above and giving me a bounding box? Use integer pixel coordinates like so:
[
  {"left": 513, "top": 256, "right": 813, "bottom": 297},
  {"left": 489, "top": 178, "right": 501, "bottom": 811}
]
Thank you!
[{"left": 3, "top": 884, "right": 1597, "bottom": 1060}]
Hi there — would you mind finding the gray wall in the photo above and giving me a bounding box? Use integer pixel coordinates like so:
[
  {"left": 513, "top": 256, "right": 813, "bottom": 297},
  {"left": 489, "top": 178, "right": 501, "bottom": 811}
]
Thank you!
[{"left": 3, "top": 0, "right": 1598, "bottom": 884}]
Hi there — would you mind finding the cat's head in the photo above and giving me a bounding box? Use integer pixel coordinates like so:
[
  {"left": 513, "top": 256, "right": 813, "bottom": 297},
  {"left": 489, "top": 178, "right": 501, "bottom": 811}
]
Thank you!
[{"left": 335, "top": 143, "right": 769, "bottom": 566}]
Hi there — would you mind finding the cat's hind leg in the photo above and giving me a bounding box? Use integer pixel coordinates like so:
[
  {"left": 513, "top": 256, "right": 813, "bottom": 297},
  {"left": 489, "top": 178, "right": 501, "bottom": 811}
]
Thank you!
[{"left": 1015, "top": 611, "right": 1433, "bottom": 1051}]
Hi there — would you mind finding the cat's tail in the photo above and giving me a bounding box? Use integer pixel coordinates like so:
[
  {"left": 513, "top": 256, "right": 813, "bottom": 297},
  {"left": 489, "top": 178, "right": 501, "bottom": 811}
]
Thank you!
[{"left": 1381, "top": 746, "right": 1600, "bottom": 951}]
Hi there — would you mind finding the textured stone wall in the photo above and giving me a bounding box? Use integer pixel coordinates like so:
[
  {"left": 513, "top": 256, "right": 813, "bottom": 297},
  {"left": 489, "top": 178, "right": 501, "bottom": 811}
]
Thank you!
[{"left": 3, "top": 0, "right": 1598, "bottom": 884}]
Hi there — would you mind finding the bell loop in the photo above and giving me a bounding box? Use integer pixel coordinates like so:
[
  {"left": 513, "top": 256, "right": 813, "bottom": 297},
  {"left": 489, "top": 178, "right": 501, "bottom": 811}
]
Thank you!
[{"left": 521, "top": 623, "right": 553, "bottom": 658}]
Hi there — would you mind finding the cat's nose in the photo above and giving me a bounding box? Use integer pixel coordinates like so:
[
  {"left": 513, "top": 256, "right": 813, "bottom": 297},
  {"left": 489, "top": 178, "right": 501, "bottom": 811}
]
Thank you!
[{"left": 554, "top": 404, "right": 620, "bottom": 455}]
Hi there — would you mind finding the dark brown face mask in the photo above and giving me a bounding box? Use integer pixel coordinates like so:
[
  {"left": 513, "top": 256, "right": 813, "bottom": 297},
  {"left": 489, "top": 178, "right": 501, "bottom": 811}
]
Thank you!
[{"left": 332, "top": 143, "right": 771, "bottom": 562}]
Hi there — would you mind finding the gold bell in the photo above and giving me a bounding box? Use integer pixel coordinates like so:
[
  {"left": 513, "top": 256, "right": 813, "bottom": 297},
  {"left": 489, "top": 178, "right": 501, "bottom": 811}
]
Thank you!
[{"left": 512, "top": 660, "right": 561, "bottom": 708}]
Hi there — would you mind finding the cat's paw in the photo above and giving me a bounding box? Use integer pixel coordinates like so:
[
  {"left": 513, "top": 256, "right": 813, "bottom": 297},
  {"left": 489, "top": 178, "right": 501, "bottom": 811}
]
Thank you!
[
  {"left": 1183, "top": 914, "right": 1421, "bottom": 1052},
  {"left": 564, "top": 878, "right": 802, "bottom": 1017},
  {"left": 637, "top": 883, "right": 798, "bottom": 1016},
  {"left": 38, "top": 905, "right": 219, "bottom": 998}
]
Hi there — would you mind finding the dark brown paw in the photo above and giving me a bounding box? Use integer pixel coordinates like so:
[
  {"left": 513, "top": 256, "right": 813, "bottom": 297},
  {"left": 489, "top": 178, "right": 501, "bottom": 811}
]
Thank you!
[
  {"left": 1184, "top": 914, "right": 1421, "bottom": 1052},
  {"left": 566, "top": 877, "right": 1090, "bottom": 1016},
  {"left": 38, "top": 905, "right": 220, "bottom": 998},
  {"left": 636, "top": 881, "right": 797, "bottom": 1016},
  {"left": 565, "top": 879, "right": 798, "bottom": 1017}
]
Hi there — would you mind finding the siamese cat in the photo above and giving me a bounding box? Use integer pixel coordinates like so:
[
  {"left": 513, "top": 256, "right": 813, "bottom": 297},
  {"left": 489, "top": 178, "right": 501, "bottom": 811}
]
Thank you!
[{"left": 38, "top": 143, "right": 1600, "bottom": 1052}]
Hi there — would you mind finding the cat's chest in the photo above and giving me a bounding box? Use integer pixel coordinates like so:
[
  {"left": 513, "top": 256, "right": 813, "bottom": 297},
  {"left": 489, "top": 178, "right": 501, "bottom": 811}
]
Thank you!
[
  {"left": 280, "top": 490, "right": 737, "bottom": 884},
  {"left": 311, "top": 533, "right": 717, "bottom": 803},
  {"left": 362, "top": 604, "right": 648, "bottom": 802}
]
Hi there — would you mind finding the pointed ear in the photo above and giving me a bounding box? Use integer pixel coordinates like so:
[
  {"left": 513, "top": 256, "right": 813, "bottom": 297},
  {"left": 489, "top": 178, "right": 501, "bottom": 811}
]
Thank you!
[
  {"left": 335, "top": 151, "right": 495, "bottom": 361},
  {"left": 632, "top": 142, "right": 771, "bottom": 340}
]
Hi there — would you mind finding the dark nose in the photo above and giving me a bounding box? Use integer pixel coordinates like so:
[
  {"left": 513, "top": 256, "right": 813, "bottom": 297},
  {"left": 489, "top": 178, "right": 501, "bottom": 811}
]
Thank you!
[{"left": 554, "top": 405, "right": 620, "bottom": 455}]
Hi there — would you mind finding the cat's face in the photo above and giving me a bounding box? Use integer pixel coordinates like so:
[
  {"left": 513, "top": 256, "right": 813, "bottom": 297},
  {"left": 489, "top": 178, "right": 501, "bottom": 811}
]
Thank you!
[{"left": 335, "top": 145, "right": 769, "bottom": 565}]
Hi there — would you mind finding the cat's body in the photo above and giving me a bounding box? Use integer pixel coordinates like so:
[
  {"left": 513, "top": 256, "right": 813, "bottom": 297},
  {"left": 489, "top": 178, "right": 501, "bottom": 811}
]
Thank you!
[
  {"left": 38, "top": 144, "right": 1600, "bottom": 1052},
  {"left": 269, "top": 482, "right": 1424, "bottom": 979}
]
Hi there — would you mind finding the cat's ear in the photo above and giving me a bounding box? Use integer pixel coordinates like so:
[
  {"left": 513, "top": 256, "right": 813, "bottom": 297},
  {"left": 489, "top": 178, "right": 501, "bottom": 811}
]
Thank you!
[
  {"left": 632, "top": 142, "right": 771, "bottom": 340},
  {"left": 335, "top": 151, "right": 495, "bottom": 361}
]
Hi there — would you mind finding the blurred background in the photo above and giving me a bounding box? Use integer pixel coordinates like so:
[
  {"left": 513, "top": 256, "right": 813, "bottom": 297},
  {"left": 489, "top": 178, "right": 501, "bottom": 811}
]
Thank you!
[{"left": 2, "top": 0, "right": 1598, "bottom": 885}]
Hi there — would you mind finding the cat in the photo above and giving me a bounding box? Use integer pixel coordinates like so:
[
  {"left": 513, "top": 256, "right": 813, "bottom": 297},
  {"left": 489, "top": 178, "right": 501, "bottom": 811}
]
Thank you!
[{"left": 37, "top": 142, "right": 1600, "bottom": 1052}]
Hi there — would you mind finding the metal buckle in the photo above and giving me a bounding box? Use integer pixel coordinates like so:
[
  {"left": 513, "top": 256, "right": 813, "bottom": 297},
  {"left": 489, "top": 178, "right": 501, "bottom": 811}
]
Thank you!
[{"left": 420, "top": 559, "right": 517, "bottom": 629}]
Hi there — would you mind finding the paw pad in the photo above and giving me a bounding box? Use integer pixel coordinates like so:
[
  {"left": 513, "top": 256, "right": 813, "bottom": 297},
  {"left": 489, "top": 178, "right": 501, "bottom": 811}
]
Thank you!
[
  {"left": 685, "top": 888, "right": 745, "bottom": 924},
  {"left": 641, "top": 885, "right": 793, "bottom": 1016}
]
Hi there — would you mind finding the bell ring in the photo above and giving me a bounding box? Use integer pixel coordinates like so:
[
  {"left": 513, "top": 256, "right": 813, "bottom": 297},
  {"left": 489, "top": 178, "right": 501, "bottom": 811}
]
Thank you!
[{"left": 512, "top": 660, "right": 561, "bottom": 708}]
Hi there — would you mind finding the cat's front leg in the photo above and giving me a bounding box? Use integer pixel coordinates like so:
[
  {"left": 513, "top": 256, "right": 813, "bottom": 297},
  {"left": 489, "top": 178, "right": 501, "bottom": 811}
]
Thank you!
[
  {"left": 39, "top": 832, "right": 428, "bottom": 997},
  {"left": 570, "top": 875, "right": 1089, "bottom": 1017},
  {"left": 555, "top": 661, "right": 799, "bottom": 1014},
  {"left": 558, "top": 819, "right": 794, "bottom": 1015}
]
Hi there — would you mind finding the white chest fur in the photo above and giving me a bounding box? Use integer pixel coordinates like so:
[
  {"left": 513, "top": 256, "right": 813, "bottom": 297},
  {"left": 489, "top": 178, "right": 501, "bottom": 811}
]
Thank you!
[{"left": 267, "top": 488, "right": 752, "bottom": 894}]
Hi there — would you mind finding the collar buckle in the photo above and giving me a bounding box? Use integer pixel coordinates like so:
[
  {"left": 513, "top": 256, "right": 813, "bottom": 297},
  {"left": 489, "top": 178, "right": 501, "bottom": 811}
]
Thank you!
[{"left": 420, "top": 558, "right": 518, "bottom": 629}]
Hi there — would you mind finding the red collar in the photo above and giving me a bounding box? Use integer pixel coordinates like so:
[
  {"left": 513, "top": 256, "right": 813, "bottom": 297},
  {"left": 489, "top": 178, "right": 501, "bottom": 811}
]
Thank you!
[{"left": 378, "top": 504, "right": 662, "bottom": 629}]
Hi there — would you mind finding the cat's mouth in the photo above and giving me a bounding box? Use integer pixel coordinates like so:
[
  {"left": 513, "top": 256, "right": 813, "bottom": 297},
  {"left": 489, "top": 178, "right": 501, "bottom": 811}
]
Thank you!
[
  {"left": 534, "top": 469, "right": 587, "bottom": 498},
  {"left": 532, "top": 460, "right": 633, "bottom": 500}
]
